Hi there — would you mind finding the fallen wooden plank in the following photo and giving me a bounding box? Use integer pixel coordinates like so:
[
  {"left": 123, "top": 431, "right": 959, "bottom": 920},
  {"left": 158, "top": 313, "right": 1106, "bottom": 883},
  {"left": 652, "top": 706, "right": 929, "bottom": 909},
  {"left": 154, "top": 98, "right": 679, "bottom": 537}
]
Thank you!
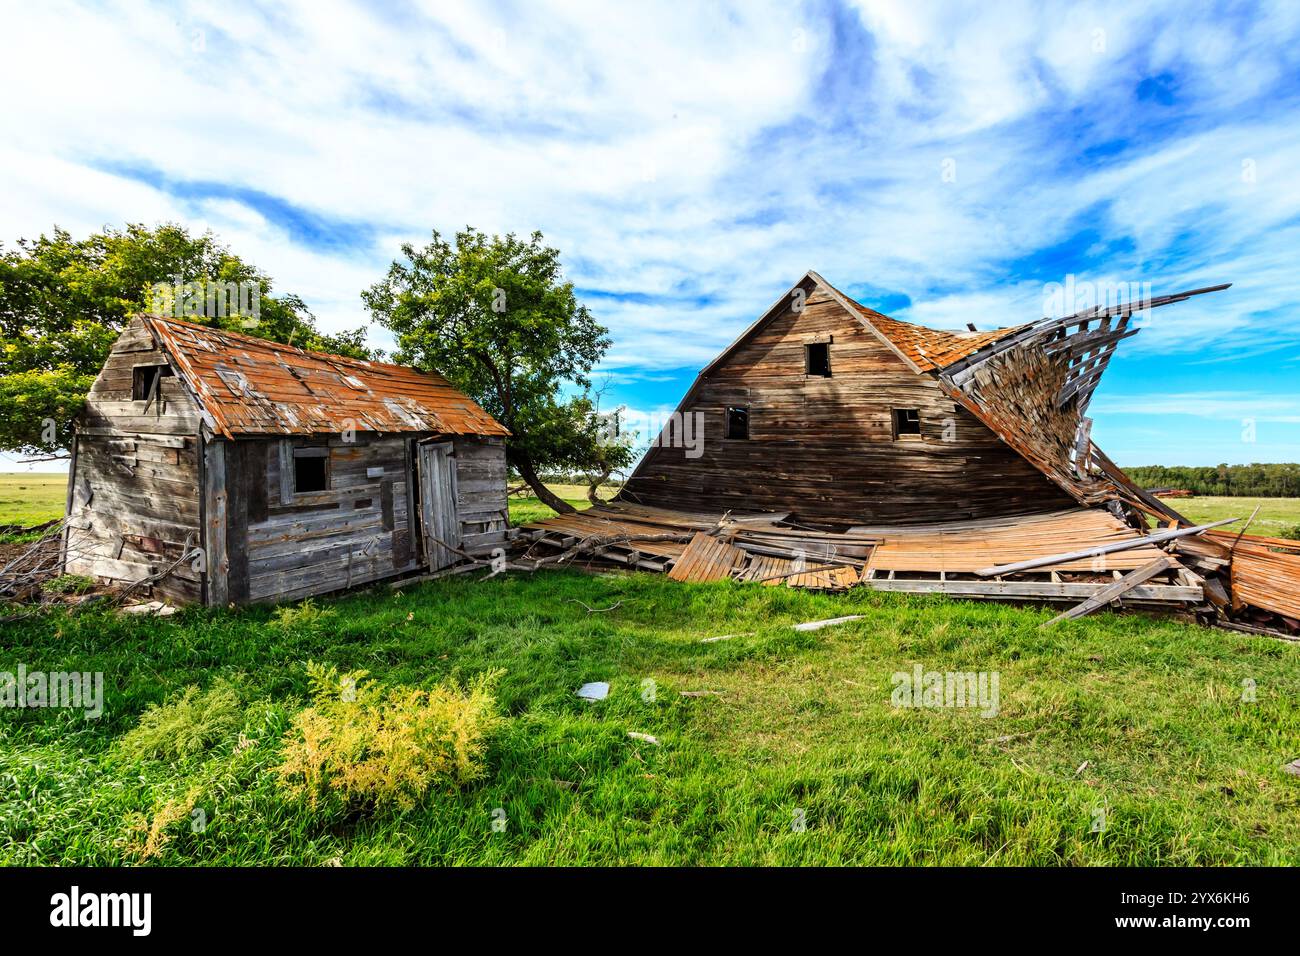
[
  {"left": 387, "top": 562, "right": 481, "bottom": 587},
  {"left": 863, "top": 578, "right": 1201, "bottom": 603},
  {"left": 974, "top": 518, "right": 1240, "bottom": 576},
  {"left": 1040, "top": 556, "right": 1176, "bottom": 627},
  {"left": 1224, "top": 504, "right": 1262, "bottom": 552},
  {"left": 1216, "top": 620, "right": 1300, "bottom": 643}
]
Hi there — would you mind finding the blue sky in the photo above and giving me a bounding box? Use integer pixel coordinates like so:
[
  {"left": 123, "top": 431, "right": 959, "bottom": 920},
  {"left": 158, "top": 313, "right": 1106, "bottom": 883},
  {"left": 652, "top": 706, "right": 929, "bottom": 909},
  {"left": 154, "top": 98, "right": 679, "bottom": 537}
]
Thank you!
[{"left": 2, "top": 0, "right": 1299, "bottom": 472}]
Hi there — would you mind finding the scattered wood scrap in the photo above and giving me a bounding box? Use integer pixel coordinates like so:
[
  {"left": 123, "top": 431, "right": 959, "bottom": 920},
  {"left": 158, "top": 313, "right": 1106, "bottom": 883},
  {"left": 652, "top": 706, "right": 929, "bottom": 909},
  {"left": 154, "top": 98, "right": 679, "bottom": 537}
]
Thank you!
[
  {"left": 1041, "top": 556, "right": 1176, "bottom": 627},
  {"left": 792, "top": 615, "right": 866, "bottom": 632},
  {"left": 512, "top": 497, "right": 1300, "bottom": 637},
  {"left": 668, "top": 532, "right": 746, "bottom": 583},
  {"left": 520, "top": 502, "right": 873, "bottom": 591},
  {"left": 518, "top": 503, "right": 1211, "bottom": 615}
]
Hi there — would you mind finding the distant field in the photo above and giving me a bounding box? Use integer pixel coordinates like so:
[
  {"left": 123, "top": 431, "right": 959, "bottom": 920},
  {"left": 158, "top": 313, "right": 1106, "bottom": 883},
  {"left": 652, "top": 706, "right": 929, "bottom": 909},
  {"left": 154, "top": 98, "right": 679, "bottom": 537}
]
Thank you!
[
  {"left": 2, "top": 475, "right": 1296, "bottom": 538},
  {"left": 1172, "top": 496, "right": 1300, "bottom": 537},
  {"left": 507, "top": 482, "right": 610, "bottom": 525},
  {"left": 0, "top": 474, "right": 606, "bottom": 531},
  {"left": 0, "top": 473, "right": 66, "bottom": 528}
]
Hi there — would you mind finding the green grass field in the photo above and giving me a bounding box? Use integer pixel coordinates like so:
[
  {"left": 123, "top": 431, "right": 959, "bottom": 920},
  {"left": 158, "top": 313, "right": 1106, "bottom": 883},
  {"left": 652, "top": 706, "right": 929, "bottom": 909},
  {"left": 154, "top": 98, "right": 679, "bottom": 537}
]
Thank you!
[
  {"left": 0, "top": 474, "right": 66, "bottom": 528},
  {"left": 1, "top": 570, "right": 1296, "bottom": 865},
  {"left": 2, "top": 475, "right": 1297, "bottom": 866},
  {"left": 1172, "top": 496, "right": 1300, "bottom": 538},
  {"left": 506, "top": 483, "right": 596, "bottom": 525}
]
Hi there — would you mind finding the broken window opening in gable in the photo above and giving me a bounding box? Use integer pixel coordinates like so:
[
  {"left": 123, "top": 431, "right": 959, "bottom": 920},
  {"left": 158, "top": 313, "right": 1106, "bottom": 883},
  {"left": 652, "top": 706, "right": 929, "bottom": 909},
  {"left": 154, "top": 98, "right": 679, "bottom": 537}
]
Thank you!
[
  {"left": 726, "top": 406, "right": 749, "bottom": 440},
  {"left": 805, "top": 342, "right": 831, "bottom": 377},
  {"left": 292, "top": 443, "right": 330, "bottom": 493},
  {"left": 132, "top": 364, "right": 174, "bottom": 401},
  {"left": 892, "top": 408, "right": 921, "bottom": 438}
]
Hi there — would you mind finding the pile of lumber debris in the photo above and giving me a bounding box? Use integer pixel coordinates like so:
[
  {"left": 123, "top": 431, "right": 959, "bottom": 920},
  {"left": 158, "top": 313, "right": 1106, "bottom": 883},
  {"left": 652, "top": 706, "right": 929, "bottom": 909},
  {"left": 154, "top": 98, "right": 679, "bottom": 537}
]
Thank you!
[
  {"left": 1, "top": 520, "right": 197, "bottom": 618},
  {"left": 518, "top": 501, "right": 1300, "bottom": 637}
]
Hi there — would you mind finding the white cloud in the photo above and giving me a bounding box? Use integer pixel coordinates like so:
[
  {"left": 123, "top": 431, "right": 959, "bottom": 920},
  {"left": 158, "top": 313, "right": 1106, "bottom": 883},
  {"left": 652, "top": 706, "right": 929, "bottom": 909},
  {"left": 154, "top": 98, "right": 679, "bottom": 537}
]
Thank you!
[
  {"left": 0, "top": 0, "right": 1298, "bottom": 390},
  {"left": 1091, "top": 391, "right": 1300, "bottom": 423}
]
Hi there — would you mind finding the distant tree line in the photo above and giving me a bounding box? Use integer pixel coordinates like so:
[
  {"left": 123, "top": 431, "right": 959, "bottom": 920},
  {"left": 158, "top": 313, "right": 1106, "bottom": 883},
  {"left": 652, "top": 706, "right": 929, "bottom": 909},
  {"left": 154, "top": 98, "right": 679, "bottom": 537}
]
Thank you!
[{"left": 1125, "top": 463, "right": 1300, "bottom": 497}]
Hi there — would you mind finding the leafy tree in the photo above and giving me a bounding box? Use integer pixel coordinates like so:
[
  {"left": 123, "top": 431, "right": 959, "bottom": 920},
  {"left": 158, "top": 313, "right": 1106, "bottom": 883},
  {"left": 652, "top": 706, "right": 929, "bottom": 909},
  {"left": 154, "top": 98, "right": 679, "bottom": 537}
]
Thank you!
[
  {"left": 363, "top": 228, "right": 631, "bottom": 513},
  {"left": 0, "top": 223, "right": 373, "bottom": 458}
]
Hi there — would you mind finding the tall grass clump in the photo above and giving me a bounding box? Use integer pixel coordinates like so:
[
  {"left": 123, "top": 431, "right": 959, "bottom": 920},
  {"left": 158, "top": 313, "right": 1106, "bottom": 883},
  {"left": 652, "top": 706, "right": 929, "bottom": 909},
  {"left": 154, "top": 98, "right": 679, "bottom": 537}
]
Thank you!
[
  {"left": 116, "top": 678, "right": 245, "bottom": 763},
  {"left": 276, "top": 662, "right": 504, "bottom": 812}
]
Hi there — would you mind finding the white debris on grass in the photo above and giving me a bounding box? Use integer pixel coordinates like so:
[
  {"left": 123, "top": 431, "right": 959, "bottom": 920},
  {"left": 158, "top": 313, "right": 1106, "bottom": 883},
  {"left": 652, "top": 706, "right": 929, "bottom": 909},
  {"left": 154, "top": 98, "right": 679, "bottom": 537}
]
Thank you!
[
  {"left": 576, "top": 681, "right": 610, "bottom": 701},
  {"left": 119, "top": 601, "right": 177, "bottom": 617},
  {"left": 791, "top": 615, "right": 865, "bottom": 632}
]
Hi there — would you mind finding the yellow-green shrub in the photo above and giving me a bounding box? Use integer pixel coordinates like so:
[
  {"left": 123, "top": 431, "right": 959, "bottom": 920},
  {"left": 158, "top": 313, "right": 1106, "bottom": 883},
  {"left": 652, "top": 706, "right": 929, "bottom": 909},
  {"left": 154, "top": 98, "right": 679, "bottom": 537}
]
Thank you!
[
  {"left": 117, "top": 678, "right": 244, "bottom": 762},
  {"left": 270, "top": 599, "right": 336, "bottom": 631},
  {"left": 276, "top": 662, "right": 503, "bottom": 811}
]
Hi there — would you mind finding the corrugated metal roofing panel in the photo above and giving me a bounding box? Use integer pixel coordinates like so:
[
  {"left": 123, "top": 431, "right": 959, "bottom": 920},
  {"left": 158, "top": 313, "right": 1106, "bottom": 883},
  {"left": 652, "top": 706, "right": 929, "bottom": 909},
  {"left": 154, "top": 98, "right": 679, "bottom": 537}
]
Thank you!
[{"left": 143, "top": 316, "right": 510, "bottom": 440}]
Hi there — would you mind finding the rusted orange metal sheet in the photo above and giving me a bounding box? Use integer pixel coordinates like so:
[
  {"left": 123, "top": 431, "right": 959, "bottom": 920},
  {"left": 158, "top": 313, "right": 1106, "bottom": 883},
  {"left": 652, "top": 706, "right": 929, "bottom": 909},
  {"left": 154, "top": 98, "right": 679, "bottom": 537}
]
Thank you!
[
  {"left": 866, "top": 508, "right": 1165, "bottom": 574},
  {"left": 839, "top": 295, "right": 1024, "bottom": 372},
  {"left": 1207, "top": 531, "right": 1300, "bottom": 620},
  {"left": 145, "top": 316, "right": 509, "bottom": 439}
]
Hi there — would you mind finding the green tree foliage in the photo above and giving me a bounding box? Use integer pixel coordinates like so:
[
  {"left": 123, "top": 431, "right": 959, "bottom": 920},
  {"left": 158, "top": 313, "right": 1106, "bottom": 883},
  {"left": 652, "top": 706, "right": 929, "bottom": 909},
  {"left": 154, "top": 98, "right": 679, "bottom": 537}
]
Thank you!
[
  {"left": 1125, "top": 462, "right": 1300, "bottom": 497},
  {"left": 363, "top": 227, "right": 633, "bottom": 513},
  {"left": 0, "top": 223, "right": 373, "bottom": 457}
]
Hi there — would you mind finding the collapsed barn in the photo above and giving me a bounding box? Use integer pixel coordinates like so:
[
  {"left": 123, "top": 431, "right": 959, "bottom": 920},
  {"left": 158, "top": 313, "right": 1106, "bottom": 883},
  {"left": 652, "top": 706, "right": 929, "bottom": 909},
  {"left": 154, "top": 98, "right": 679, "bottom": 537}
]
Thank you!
[
  {"left": 522, "top": 271, "right": 1300, "bottom": 637},
  {"left": 63, "top": 316, "right": 510, "bottom": 605}
]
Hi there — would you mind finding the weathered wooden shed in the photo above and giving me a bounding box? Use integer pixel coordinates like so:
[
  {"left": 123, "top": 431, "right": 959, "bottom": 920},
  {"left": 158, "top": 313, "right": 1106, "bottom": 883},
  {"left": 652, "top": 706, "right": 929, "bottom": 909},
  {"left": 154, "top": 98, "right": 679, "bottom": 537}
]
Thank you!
[{"left": 64, "top": 316, "right": 510, "bottom": 605}]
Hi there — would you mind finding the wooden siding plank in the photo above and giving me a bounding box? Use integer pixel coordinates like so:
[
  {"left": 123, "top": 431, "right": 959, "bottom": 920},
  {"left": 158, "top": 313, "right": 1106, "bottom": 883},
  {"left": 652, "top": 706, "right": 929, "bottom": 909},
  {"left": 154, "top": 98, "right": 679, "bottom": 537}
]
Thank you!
[{"left": 204, "top": 439, "right": 229, "bottom": 607}]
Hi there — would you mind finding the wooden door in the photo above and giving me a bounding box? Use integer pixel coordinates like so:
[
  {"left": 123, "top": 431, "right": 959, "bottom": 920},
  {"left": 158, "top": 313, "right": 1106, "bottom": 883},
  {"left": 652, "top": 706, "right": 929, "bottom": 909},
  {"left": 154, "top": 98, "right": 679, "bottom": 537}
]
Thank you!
[{"left": 417, "top": 441, "right": 460, "bottom": 570}]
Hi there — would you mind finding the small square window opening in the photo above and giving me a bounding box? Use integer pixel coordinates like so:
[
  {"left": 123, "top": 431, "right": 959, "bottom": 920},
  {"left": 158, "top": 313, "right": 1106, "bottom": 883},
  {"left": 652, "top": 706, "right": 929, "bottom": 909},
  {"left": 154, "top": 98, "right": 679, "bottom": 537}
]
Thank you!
[
  {"left": 805, "top": 342, "right": 831, "bottom": 377},
  {"left": 892, "top": 408, "right": 921, "bottom": 438},
  {"left": 132, "top": 364, "right": 173, "bottom": 401},
  {"left": 292, "top": 446, "right": 330, "bottom": 493},
  {"left": 726, "top": 406, "right": 749, "bottom": 440}
]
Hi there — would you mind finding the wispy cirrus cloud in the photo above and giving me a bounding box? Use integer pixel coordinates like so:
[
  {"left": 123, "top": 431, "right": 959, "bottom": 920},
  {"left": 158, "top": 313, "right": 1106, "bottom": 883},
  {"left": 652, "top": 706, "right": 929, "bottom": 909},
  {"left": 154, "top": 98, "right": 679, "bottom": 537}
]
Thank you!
[{"left": 1091, "top": 391, "right": 1300, "bottom": 423}]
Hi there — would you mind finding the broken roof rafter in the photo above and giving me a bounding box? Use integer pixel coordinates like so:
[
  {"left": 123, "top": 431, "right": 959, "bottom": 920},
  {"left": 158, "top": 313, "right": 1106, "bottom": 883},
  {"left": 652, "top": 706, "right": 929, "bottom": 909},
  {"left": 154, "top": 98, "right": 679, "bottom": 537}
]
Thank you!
[{"left": 942, "top": 282, "right": 1231, "bottom": 383}]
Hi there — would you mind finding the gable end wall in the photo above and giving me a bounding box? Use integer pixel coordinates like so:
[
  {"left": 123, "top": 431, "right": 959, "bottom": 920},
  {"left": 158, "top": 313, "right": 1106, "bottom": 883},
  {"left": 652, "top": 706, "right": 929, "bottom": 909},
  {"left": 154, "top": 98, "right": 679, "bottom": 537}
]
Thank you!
[{"left": 621, "top": 284, "right": 1074, "bottom": 523}]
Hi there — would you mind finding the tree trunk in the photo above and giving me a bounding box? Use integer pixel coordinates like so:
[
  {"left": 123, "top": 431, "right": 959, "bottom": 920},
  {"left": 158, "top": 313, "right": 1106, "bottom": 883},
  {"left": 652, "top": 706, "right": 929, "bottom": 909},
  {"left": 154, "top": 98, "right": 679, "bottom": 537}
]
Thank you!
[
  {"left": 586, "top": 464, "right": 612, "bottom": 506},
  {"left": 510, "top": 451, "right": 577, "bottom": 514}
]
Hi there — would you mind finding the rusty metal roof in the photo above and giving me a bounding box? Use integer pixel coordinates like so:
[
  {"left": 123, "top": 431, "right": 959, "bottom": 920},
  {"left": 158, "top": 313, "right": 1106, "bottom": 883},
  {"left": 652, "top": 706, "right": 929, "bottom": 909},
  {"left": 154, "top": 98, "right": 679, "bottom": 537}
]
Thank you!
[
  {"left": 144, "top": 316, "right": 510, "bottom": 440},
  {"left": 834, "top": 291, "right": 1026, "bottom": 373}
]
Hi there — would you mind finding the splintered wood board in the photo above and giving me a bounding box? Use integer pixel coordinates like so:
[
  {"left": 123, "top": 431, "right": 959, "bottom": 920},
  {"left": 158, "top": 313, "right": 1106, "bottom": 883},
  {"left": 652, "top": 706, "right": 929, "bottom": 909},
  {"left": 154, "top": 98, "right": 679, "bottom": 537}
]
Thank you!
[
  {"left": 1207, "top": 530, "right": 1300, "bottom": 619},
  {"left": 668, "top": 532, "right": 746, "bottom": 583},
  {"left": 522, "top": 511, "right": 687, "bottom": 560}
]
